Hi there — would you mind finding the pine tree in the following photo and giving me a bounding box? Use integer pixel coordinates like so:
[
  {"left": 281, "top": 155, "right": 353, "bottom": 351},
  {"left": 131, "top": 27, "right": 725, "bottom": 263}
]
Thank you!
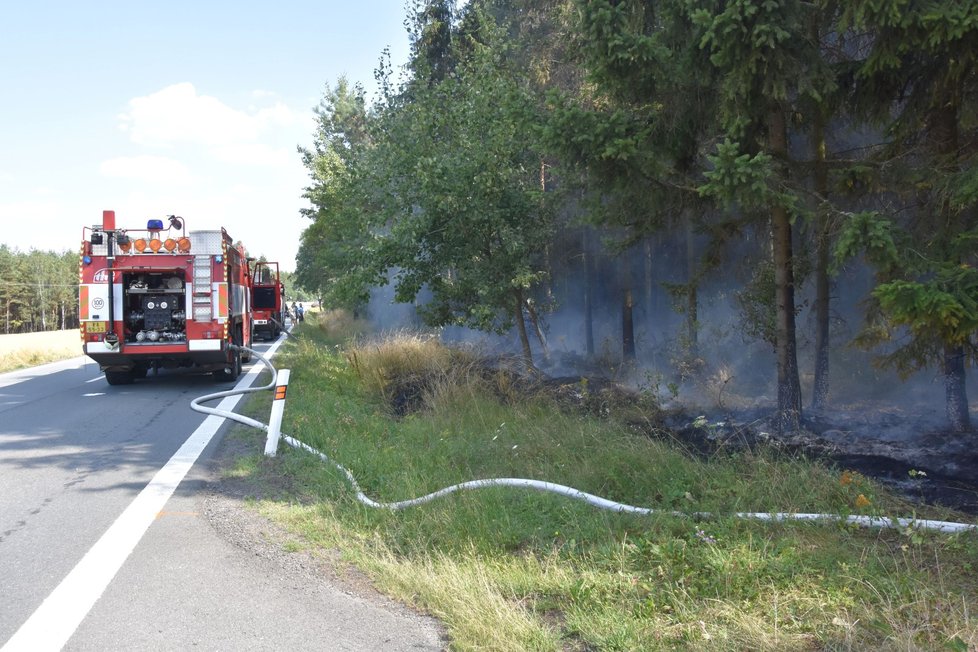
[
  {"left": 836, "top": 0, "right": 978, "bottom": 431},
  {"left": 695, "top": 0, "right": 837, "bottom": 431}
]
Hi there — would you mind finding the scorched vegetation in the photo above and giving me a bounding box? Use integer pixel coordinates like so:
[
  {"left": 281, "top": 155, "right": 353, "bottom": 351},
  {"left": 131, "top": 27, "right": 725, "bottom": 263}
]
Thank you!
[{"left": 226, "top": 314, "right": 978, "bottom": 651}]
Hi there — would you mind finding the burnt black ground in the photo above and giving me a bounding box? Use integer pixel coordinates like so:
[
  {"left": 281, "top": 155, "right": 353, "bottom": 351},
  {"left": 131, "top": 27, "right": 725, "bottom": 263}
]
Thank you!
[
  {"left": 386, "top": 359, "right": 978, "bottom": 516},
  {"left": 658, "top": 407, "right": 978, "bottom": 515}
]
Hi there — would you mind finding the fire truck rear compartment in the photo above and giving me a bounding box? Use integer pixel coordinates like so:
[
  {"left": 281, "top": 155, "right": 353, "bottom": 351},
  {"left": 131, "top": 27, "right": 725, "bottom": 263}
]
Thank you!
[
  {"left": 92, "top": 268, "right": 228, "bottom": 377},
  {"left": 122, "top": 270, "right": 187, "bottom": 344}
]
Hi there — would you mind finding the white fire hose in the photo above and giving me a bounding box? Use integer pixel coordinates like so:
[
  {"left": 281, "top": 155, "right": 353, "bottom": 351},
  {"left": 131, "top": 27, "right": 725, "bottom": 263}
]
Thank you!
[{"left": 191, "top": 345, "right": 978, "bottom": 535}]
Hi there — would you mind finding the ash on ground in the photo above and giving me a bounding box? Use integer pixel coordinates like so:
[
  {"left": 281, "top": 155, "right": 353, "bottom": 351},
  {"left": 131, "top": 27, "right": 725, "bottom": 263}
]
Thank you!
[
  {"left": 385, "top": 351, "right": 978, "bottom": 515},
  {"left": 533, "top": 373, "right": 978, "bottom": 515},
  {"left": 662, "top": 403, "right": 978, "bottom": 515}
]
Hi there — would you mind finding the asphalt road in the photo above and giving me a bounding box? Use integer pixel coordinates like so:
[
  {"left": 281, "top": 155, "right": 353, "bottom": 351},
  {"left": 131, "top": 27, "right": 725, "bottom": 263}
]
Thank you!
[{"left": 0, "top": 338, "right": 445, "bottom": 651}]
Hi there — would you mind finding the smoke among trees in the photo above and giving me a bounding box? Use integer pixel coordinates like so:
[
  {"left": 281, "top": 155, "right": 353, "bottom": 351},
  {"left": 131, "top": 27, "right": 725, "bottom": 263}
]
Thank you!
[{"left": 296, "top": 0, "right": 978, "bottom": 433}]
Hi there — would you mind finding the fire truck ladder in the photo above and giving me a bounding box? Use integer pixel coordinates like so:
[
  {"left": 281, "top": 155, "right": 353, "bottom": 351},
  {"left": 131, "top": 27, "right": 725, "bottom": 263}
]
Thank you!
[{"left": 192, "top": 256, "right": 213, "bottom": 321}]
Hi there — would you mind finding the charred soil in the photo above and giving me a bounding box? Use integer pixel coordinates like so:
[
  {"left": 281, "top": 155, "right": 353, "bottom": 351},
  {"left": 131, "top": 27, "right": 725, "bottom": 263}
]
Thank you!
[{"left": 384, "top": 357, "right": 978, "bottom": 515}]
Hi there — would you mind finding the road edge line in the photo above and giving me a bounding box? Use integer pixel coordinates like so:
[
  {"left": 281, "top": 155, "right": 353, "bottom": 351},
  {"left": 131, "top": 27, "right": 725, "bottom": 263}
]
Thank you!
[{"left": 2, "top": 335, "right": 288, "bottom": 651}]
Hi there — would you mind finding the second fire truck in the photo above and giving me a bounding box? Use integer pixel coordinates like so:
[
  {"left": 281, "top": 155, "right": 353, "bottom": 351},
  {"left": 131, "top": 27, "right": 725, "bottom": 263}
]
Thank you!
[{"left": 250, "top": 260, "right": 286, "bottom": 341}]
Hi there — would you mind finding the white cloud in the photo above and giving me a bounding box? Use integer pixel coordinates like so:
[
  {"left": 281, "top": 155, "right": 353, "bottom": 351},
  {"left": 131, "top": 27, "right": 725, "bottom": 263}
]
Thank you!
[
  {"left": 118, "top": 83, "right": 298, "bottom": 151},
  {"left": 255, "top": 102, "right": 295, "bottom": 128},
  {"left": 120, "top": 83, "right": 253, "bottom": 147},
  {"left": 11, "top": 83, "right": 315, "bottom": 265},
  {"left": 99, "top": 155, "right": 194, "bottom": 184},
  {"left": 209, "top": 143, "right": 294, "bottom": 167}
]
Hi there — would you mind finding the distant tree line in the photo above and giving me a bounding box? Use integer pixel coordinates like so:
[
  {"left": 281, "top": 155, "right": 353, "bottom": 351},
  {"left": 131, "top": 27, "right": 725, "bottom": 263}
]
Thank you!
[
  {"left": 279, "top": 270, "right": 315, "bottom": 304},
  {"left": 0, "top": 246, "right": 79, "bottom": 334},
  {"left": 296, "top": 0, "right": 978, "bottom": 432}
]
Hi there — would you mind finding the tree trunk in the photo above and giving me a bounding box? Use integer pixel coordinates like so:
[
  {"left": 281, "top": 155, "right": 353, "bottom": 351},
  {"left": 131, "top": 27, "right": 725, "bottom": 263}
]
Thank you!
[
  {"left": 582, "top": 228, "right": 594, "bottom": 356},
  {"left": 773, "top": 208, "right": 802, "bottom": 432},
  {"left": 769, "top": 107, "right": 802, "bottom": 432},
  {"left": 811, "top": 108, "right": 831, "bottom": 410},
  {"left": 934, "top": 95, "right": 971, "bottom": 431},
  {"left": 514, "top": 289, "right": 533, "bottom": 366},
  {"left": 525, "top": 298, "right": 550, "bottom": 362},
  {"left": 685, "top": 214, "right": 699, "bottom": 363},
  {"left": 644, "top": 238, "right": 654, "bottom": 330},
  {"left": 540, "top": 161, "right": 554, "bottom": 304},
  {"left": 811, "top": 232, "right": 830, "bottom": 410},
  {"left": 644, "top": 237, "right": 658, "bottom": 367},
  {"left": 622, "top": 287, "right": 635, "bottom": 361},
  {"left": 944, "top": 343, "right": 970, "bottom": 431}
]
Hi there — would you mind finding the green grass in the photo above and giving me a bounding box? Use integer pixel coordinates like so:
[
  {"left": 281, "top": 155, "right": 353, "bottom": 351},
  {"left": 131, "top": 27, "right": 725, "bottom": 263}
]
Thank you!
[{"left": 228, "top": 313, "right": 978, "bottom": 651}]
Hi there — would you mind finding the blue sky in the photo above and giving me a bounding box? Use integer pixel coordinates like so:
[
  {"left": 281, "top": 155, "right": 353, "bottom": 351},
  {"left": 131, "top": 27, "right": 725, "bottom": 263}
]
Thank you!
[{"left": 0, "top": 1, "right": 414, "bottom": 269}]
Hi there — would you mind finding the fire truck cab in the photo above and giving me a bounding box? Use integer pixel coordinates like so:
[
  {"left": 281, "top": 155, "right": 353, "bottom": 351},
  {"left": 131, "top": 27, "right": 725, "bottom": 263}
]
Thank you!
[
  {"left": 79, "top": 210, "right": 253, "bottom": 385},
  {"left": 250, "top": 260, "right": 286, "bottom": 341}
]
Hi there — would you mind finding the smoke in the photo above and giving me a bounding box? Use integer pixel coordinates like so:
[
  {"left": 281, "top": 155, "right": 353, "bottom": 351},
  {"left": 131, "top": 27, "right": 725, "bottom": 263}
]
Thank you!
[
  {"left": 365, "top": 273, "right": 423, "bottom": 332},
  {"left": 357, "top": 228, "right": 974, "bottom": 434}
]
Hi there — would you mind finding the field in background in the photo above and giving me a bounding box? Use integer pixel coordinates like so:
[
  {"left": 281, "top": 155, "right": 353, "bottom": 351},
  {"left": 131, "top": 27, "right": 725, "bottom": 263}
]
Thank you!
[{"left": 0, "top": 329, "right": 82, "bottom": 373}]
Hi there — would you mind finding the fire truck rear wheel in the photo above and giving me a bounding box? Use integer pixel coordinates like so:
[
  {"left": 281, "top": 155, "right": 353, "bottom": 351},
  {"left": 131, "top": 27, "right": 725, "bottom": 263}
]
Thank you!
[
  {"left": 105, "top": 369, "right": 134, "bottom": 385},
  {"left": 213, "top": 348, "right": 241, "bottom": 382}
]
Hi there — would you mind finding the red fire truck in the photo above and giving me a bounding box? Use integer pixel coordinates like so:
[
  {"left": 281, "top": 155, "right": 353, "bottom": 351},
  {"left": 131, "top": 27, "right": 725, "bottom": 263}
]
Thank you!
[
  {"left": 250, "top": 260, "right": 286, "bottom": 341},
  {"left": 79, "top": 210, "right": 253, "bottom": 385}
]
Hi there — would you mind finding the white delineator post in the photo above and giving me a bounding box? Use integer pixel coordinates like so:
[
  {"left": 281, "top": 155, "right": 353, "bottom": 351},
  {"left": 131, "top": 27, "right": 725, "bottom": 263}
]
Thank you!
[{"left": 264, "top": 369, "right": 291, "bottom": 456}]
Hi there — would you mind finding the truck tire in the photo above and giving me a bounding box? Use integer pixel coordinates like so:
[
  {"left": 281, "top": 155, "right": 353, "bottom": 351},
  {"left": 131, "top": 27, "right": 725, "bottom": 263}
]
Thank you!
[
  {"left": 105, "top": 369, "right": 134, "bottom": 385},
  {"left": 238, "top": 324, "right": 251, "bottom": 361},
  {"left": 213, "top": 347, "right": 241, "bottom": 382}
]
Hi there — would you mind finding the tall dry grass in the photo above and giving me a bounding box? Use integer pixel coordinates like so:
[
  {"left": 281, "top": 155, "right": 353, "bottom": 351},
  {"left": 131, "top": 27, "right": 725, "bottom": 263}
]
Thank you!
[{"left": 0, "top": 329, "right": 82, "bottom": 373}]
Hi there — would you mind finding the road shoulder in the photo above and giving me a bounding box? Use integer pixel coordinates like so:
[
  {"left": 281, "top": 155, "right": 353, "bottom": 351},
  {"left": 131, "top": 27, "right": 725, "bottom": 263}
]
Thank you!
[{"left": 198, "top": 428, "right": 449, "bottom": 650}]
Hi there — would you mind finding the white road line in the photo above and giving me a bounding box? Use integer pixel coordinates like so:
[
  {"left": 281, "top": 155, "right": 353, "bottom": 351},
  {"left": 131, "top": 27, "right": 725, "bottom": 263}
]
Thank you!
[
  {"left": 2, "top": 339, "right": 285, "bottom": 651},
  {"left": 85, "top": 375, "right": 104, "bottom": 383}
]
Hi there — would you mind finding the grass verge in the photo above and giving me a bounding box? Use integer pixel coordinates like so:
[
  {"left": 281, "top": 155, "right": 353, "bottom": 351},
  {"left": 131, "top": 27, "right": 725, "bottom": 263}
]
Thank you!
[{"left": 226, "top": 312, "right": 978, "bottom": 651}]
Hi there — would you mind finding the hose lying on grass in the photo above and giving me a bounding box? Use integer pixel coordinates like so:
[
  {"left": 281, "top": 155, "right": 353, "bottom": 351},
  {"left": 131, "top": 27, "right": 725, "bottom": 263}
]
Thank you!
[{"left": 191, "top": 345, "right": 978, "bottom": 535}]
